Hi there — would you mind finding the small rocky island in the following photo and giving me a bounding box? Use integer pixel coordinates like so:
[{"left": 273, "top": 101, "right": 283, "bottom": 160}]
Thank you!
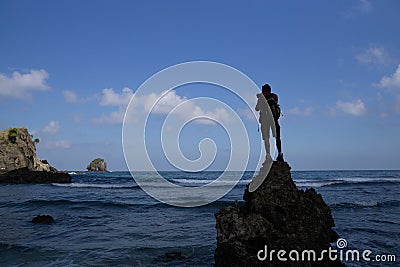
[
  {"left": 215, "top": 161, "right": 344, "bottom": 267},
  {"left": 86, "top": 158, "right": 108, "bottom": 172},
  {"left": 0, "top": 127, "right": 71, "bottom": 183}
]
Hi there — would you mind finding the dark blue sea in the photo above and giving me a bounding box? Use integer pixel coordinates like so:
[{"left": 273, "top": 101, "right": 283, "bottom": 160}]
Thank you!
[{"left": 1, "top": 170, "right": 399, "bottom": 266}]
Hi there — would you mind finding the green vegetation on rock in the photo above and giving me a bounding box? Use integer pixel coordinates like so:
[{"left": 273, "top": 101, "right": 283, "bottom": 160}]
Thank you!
[
  {"left": 87, "top": 158, "right": 108, "bottom": 172},
  {"left": 8, "top": 128, "right": 18, "bottom": 144}
]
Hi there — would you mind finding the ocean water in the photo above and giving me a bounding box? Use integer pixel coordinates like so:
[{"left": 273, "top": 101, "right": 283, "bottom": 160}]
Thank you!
[{"left": 0, "top": 170, "right": 399, "bottom": 266}]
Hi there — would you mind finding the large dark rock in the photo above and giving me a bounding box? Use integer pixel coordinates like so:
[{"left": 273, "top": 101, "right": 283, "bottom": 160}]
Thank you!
[
  {"left": 0, "top": 167, "right": 71, "bottom": 184},
  {"left": 215, "top": 161, "right": 344, "bottom": 267},
  {"left": 31, "top": 215, "right": 54, "bottom": 224}
]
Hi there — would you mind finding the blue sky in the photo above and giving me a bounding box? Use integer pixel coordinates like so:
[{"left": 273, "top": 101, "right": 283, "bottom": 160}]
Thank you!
[{"left": 1, "top": 0, "right": 399, "bottom": 171}]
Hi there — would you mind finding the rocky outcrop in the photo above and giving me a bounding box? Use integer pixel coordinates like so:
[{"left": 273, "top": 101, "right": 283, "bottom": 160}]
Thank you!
[
  {"left": 0, "top": 127, "right": 71, "bottom": 183},
  {"left": 86, "top": 158, "right": 108, "bottom": 172},
  {"left": 0, "top": 167, "right": 71, "bottom": 184},
  {"left": 0, "top": 127, "right": 54, "bottom": 173},
  {"left": 215, "top": 161, "right": 344, "bottom": 267},
  {"left": 31, "top": 215, "right": 54, "bottom": 224}
]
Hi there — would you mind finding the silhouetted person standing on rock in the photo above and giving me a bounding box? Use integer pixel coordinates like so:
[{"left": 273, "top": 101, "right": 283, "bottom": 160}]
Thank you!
[{"left": 255, "top": 83, "right": 284, "bottom": 162}]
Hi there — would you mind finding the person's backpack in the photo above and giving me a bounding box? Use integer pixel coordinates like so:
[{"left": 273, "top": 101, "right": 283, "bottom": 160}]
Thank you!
[{"left": 266, "top": 94, "right": 281, "bottom": 119}]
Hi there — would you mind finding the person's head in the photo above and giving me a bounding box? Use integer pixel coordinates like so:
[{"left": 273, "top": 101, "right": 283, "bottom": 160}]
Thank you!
[{"left": 262, "top": 84, "right": 271, "bottom": 95}]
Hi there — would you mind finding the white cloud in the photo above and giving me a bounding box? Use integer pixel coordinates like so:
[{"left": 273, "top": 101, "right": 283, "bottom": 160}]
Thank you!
[
  {"left": 238, "top": 108, "right": 257, "bottom": 121},
  {"left": 138, "top": 90, "right": 232, "bottom": 125},
  {"left": 345, "top": 0, "right": 373, "bottom": 18},
  {"left": 203, "top": 107, "right": 232, "bottom": 125},
  {"left": 377, "top": 64, "right": 400, "bottom": 88},
  {"left": 395, "top": 96, "right": 400, "bottom": 113},
  {"left": 357, "top": 0, "right": 373, "bottom": 13},
  {"left": 336, "top": 99, "right": 367, "bottom": 116},
  {"left": 100, "top": 87, "right": 133, "bottom": 106},
  {"left": 92, "top": 109, "right": 126, "bottom": 125},
  {"left": 62, "top": 90, "right": 85, "bottom": 104},
  {"left": 93, "top": 88, "right": 232, "bottom": 125},
  {"left": 379, "top": 112, "right": 388, "bottom": 119},
  {"left": 0, "top": 69, "right": 50, "bottom": 100},
  {"left": 42, "top": 140, "right": 71, "bottom": 149},
  {"left": 42, "top": 121, "right": 60, "bottom": 134},
  {"left": 356, "top": 47, "right": 387, "bottom": 65},
  {"left": 151, "top": 90, "right": 188, "bottom": 114},
  {"left": 92, "top": 87, "right": 134, "bottom": 124},
  {"left": 286, "top": 107, "right": 314, "bottom": 116}
]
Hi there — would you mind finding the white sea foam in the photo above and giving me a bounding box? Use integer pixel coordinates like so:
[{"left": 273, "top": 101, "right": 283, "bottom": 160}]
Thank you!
[
  {"left": 295, "top": 181, "right": 338, "bottom": 188},
  {"left": 171, "top": 177, "right": 400, "bottom": 188},
  {"left": 293, "top": 177, "right": 400, "bottom": 188},
  {"left": 336, "top": 177, "right": 399, "bottom": 183},
  {"left": 52, "top": 183, "right": 136, "bottom": 189},
  {"left": 52, "top": 177, "right": 399, "bottom": 190},
  {"left": 170, "top": 179, "right": 252, "bottom": 185}
]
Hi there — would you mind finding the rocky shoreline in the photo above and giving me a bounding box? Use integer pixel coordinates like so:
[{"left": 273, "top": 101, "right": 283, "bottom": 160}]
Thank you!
[{"left": 0, "top": 167, "right": 71, "bottom": 184}]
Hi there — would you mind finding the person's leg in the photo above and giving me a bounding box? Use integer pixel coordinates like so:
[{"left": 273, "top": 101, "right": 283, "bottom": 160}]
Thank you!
[
  {"left": 264, "top": 140, "right": 271, "bottom": 158},
  {"left": 275, "top": 120, "right": 281, "bottom": 153},
  {"left": 261, "top": 122, "right": 272, "bottom": 159},
  {"left": 275, "top": 119, "right": 284, "bottom": 161}
]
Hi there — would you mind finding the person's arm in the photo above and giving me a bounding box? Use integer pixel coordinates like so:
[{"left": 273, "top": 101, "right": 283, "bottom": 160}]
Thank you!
[
  {"left": 255, "top": 94, "right": 262, "bottom": 111},
  {"left": 272, "top": 93, "right": 278, "bottom": 104}
]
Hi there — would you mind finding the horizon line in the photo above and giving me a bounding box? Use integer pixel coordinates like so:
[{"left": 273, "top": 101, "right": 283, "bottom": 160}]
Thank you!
[{"left": 67, "top": 168, "right": 400, "bottom": 172}]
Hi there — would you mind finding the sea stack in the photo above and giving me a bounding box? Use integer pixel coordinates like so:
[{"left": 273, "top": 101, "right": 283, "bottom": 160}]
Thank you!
[
  {"left": 86, "top": 158, "right": 108, "bottom": 172},
  {"left": 214, "top": 161, "right": 344, "bottom": 267},
  {"left": 0, "top": 127, "right": 71, "bottom": 183}
]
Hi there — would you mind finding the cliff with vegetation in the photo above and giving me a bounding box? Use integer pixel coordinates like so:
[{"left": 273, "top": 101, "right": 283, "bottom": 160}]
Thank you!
[
  {"left": 0, "top": 127, "right": 71, "bottom": 183},
  {"left": 0, "top": 127, "right": 53, "bottom": 173}
]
